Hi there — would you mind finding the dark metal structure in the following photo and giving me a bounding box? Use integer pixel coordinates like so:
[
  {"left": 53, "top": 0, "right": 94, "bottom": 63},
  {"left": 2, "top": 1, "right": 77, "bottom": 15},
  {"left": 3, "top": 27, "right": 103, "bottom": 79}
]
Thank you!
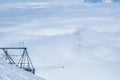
[{"left": 0, "top": 47, "right": 35, "bottom": 74}]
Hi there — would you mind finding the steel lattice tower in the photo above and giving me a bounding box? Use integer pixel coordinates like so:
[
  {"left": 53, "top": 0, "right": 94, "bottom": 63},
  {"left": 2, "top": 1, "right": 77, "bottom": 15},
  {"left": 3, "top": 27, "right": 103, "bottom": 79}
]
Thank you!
[{"left": 0, "top": 47, "right": 35, "bottom": 74}]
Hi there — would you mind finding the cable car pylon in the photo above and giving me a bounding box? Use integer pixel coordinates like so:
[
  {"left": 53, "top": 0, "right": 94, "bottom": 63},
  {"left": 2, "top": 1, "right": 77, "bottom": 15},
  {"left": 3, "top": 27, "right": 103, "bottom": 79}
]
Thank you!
[{"left": 0, "top": 47, "right": 35, "bottom": 74}]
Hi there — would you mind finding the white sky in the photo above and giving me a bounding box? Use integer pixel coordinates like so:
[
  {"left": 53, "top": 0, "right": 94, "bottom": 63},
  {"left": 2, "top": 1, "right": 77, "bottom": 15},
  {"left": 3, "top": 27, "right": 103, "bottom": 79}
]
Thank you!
[{"left": 0, "top": 1, "right": 120, "bottom": 80}]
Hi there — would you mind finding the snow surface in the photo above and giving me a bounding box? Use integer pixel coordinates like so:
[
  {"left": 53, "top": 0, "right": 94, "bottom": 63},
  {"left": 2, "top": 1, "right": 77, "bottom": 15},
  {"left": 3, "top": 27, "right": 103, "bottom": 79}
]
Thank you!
[{"left": 0, "top": 57, "right": 45, "bottom": 80}]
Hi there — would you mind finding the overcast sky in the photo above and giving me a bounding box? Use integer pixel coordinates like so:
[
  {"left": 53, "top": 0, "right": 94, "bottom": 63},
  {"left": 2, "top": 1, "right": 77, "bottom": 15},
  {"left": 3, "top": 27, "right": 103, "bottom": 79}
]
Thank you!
[
  {"left": 0, "top": 1, "right": 120, "bottom": 80},
  {"left": 0, "top": 0, "right": 120, "bottom": 66}
]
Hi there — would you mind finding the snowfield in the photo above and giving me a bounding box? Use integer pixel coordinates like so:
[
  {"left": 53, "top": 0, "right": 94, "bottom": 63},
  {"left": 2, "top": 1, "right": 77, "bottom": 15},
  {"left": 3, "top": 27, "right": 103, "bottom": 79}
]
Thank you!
[{"left": 0, "top": 58, "right": 45, "bottom": 80}]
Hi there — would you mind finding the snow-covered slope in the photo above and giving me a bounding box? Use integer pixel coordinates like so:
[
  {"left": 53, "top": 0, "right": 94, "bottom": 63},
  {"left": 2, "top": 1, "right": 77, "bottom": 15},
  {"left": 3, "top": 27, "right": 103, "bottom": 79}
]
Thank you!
[
  {"left": 29, "top": 32, "right": 120, "bottom": 80},
  {"left": 0, "top": 58, "right": 45, "bottom": 80}
]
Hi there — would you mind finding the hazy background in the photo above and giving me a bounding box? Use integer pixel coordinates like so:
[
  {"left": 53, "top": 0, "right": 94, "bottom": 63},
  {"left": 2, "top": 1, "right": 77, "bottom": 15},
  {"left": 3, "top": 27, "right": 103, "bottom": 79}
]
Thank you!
[{"left": 0, "top": 1, "right": 120, "bottom": 80}]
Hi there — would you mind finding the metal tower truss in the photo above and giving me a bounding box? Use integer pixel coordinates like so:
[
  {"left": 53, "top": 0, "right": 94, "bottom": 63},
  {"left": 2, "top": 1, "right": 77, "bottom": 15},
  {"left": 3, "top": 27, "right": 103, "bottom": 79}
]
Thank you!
[{"left": 0, "top": 47, "right": 35, "bottom": 74}]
